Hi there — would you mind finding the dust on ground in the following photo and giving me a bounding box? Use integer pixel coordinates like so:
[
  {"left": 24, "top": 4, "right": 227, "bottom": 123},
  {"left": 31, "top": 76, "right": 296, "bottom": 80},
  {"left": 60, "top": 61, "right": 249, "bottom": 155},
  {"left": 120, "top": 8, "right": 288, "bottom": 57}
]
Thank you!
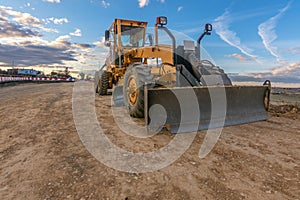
[{"left": 0, "top": 82, "right": 299, "bottom": 199}]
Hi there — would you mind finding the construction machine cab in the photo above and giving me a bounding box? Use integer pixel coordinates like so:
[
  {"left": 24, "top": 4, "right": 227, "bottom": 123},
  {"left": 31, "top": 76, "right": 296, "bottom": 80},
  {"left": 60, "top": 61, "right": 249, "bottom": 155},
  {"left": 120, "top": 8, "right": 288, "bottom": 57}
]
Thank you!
[{"left": 104, "top": 19, "right": 148, "bottom": 67}]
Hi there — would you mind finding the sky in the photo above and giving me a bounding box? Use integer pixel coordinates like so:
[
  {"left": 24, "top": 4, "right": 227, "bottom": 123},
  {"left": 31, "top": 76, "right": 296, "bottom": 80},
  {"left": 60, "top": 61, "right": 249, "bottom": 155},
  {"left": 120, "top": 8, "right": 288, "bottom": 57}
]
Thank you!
[{"left": 0, "top": 0, "right": 299, "bottom": 84}]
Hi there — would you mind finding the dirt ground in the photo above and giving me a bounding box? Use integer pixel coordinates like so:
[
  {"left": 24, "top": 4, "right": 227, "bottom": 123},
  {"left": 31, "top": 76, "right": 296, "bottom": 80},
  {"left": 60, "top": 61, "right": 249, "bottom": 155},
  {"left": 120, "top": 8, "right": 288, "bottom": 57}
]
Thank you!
[{"left": 0, "top": 82, "right": 299, "bottom": 200}]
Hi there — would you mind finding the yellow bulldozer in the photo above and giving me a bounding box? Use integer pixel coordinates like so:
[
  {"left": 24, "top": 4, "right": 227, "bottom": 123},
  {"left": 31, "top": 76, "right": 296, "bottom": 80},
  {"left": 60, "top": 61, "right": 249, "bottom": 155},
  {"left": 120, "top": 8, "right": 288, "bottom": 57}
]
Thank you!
[{"left": 95, "top": 17, "right": 271, "bottom": 133}]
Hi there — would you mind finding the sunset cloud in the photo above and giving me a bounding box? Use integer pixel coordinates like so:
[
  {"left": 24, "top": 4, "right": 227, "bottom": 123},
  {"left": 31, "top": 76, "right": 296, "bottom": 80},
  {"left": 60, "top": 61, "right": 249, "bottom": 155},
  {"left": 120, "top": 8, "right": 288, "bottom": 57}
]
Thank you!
[
  {"left": 227, "top": 53, "right": 249, "bottom": 62},
  {"left": 230, "top": 62, "right": 300, "bottom": 84},
  {"left": 0, "top": 7, "right": 95, "bottom": 67}
]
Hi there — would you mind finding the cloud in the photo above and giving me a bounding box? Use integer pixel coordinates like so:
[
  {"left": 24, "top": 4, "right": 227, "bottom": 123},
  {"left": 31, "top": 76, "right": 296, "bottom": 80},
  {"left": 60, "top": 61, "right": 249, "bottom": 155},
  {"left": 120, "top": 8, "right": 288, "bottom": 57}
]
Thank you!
[
  {"left": 55, "top": 34, "right": 71, "bottom": 42},
  {"left": 0, "top": 7, "right": 43, "bottom": 38},
  {"left": 0, "top": 7, "right": 97, "bottom": 67},
  {"left": 138, "top": 0, "right": 149, "bottom": 7},
  {"left": 229, "top": 62, "right": 300, "bottom": 84},
  {"left": 74, "top": 43, "right": 94, "bottom": 50},
  {"left": 283, "top": 47, "right": 300, "bottom": 55},
  {"left": 0, "top": 6, "right": 58, "bottom": 35},
  {"left": 258, "top": 2, "right": 291, "bottom": 63},
  {"left": 43, "top": 17, "right": 69, "bottom": 25},
  {"left": 24, "top": 3, "right": 35, "bottom": 11},
  {"left": 0, "top": 19, "right": 41, "bottom": 38},
  {"left": 270, "top": 62, "right": 300, "bottom": 76},
  {"left": 0, "top": 33, "right": 95, "bottom": 66},
  {"left": 43, "top": 0, "right": 61, "bottom": 3},
  {"left": 70, "top": 28, "right": 82, "bottom": 37},
  {"left": 137, "top": 0, "right": 165, "bottom": 8},
  {"left": 0, "top": 6, "right": 42, "bottom": 28},
  {"left": 93, "top": 37, "right": 109, "bottom": 49},
  {"left": 101, "top": 0, "right": 110, "bottom": 8},
  {"left": 213, "top": 9, "right": 258, "bottom": 61},
  {"left": 177, "top": 6, "right": 183, "bottom": 12},
  {"left": 227, "top": 53, "right": 249, "bottom": 62},
  {"left": 0, "top": 43, "right": 77, "bottom": 66}
]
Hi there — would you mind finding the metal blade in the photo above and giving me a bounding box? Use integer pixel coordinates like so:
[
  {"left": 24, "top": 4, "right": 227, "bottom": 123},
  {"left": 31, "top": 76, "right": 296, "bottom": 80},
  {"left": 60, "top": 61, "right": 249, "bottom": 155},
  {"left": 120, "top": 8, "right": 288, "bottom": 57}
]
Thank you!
[{"left": 146, "top": 85, "right": 269, "bottom": 133}]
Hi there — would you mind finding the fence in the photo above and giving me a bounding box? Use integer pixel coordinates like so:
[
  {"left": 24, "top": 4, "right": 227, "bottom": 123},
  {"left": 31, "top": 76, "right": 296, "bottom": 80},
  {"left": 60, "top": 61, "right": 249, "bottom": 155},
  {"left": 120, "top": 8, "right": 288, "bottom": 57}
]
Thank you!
[{"left": 0, "top": 76, "right": 76, "bottom": 83}]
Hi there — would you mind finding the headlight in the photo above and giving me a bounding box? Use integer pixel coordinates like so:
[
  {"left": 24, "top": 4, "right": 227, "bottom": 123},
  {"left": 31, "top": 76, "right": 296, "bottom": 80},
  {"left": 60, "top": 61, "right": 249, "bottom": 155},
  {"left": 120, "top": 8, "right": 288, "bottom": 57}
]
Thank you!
[
  {"left": 156, "top": 16, "right": 167, "bottom": 26},
  {"left": 205, "top": 23, "right": 212, "bottom": 32}
]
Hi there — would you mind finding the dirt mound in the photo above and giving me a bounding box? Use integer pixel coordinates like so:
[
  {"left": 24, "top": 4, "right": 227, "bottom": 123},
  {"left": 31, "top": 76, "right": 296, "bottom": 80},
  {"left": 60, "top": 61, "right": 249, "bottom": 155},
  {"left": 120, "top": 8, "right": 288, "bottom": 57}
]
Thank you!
[{"left": 269, "top": 103, "right": 299, "bottom": 114}]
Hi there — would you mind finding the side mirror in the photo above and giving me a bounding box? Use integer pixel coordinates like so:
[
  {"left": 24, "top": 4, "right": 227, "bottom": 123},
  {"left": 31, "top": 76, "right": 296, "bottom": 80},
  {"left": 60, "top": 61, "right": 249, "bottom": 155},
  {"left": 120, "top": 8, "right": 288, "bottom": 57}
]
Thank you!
[
  {"left": 105, "top": 30, "right": 110, "bottom": 41},
  {"left": 105, "top": 30, "right": 110, "bottom": 47}
]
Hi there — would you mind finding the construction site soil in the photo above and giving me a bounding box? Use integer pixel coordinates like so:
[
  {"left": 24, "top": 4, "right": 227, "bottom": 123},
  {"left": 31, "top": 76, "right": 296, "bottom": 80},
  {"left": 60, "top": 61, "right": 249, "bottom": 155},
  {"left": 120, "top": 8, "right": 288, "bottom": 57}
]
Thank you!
[{"left": 0, "top": 82, "right": 299, "bottom": 200}]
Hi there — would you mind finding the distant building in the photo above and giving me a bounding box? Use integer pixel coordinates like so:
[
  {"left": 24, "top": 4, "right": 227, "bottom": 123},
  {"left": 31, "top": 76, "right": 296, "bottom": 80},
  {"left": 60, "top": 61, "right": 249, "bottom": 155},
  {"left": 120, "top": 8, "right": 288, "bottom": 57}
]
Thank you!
[
  {"left": 17, "top": 69, "right": 41, "bottom": 76},
  {"left": 6, "top": 68, "right": 41, "bottom": 76}
]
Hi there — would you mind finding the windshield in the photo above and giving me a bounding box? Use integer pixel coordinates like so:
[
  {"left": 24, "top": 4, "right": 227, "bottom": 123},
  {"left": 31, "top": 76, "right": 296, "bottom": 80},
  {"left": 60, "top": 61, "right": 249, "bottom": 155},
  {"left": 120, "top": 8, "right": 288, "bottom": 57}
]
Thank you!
[{"left": 121, "top": 25, "right": 145, "bottom": 47}]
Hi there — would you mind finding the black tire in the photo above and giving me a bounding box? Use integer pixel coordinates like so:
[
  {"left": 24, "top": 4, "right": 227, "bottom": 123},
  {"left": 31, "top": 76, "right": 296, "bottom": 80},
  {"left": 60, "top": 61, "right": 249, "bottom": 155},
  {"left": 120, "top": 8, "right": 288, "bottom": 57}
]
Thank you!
[
  {"left": 95, "top": 71, "right": 99, "bottom": 93},
  {"left": 97, "top": 70, "right": 109, "bottom": 95},
  {"left": 123, "top": 63, "right": 154, "bottom": 118},
  {"left": 188, "top": 55, "right": 232, "bottom": 86}
]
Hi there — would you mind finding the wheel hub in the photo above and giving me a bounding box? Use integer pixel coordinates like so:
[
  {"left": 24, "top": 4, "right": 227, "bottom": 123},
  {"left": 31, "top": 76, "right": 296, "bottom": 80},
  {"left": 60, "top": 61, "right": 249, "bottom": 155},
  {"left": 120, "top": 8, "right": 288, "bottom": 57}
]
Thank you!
[{"left": 127, "top": 76, "right": 138, "bottom": 106}]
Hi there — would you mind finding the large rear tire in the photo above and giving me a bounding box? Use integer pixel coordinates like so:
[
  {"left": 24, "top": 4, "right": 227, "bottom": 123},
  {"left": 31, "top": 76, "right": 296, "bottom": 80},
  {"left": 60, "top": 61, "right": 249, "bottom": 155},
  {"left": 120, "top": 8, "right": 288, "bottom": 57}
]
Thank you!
[
  {"left": 123, "top": 63, "right": 153, "bottom": 118},
  {"left": 97, "top": 70, "right": 109, "bottom": 95}
]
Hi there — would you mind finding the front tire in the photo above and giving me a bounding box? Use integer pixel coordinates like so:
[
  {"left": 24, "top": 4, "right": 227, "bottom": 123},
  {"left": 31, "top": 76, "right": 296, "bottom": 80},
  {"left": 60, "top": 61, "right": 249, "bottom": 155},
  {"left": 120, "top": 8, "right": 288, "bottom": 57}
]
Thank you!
[{"left": 123, "top": 63, "right": 153, "bottom": 118}]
